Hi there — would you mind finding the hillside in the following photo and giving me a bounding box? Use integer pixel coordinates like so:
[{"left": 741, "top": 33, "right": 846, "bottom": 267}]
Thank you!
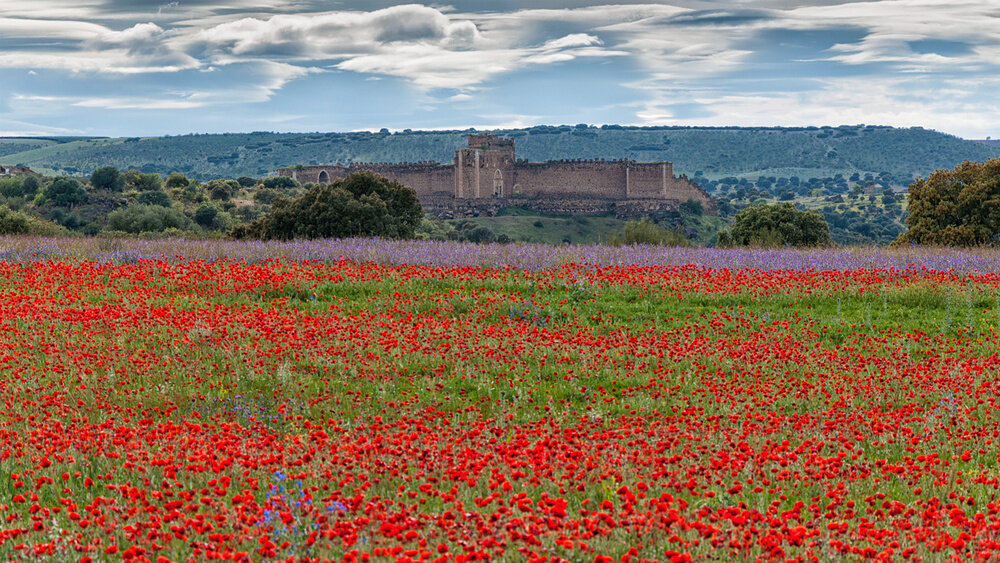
[{"left": 2, "top": 125, "right": 997, "bottom": 184}]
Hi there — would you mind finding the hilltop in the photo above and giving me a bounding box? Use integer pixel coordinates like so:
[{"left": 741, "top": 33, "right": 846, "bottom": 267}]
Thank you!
[{"left": 2, "top": 125, "right": 997, "bottom": 184}]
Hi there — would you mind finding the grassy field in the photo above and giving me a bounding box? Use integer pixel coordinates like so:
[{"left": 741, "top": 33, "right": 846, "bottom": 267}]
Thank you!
[{"left": 1, "top": 239, "right": 1000, "bottom": 561}]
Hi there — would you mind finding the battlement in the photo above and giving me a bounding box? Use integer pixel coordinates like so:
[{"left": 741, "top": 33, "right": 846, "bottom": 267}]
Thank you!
[
  {"left": 467, "top": 134, "right": 514, "bottom": 152},
  {"left": 277, "top": 134, "right": 716, "bottom": 216}
]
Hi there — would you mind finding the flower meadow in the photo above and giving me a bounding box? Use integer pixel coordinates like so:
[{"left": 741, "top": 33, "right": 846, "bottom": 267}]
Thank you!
[{"left": 5, "top": 239, "right": 1000, "bottom": 561}]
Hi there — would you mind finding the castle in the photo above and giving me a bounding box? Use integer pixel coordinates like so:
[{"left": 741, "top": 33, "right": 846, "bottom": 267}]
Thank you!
[{"left": 278, "top": 134, "right": 716, "bottom": 218}]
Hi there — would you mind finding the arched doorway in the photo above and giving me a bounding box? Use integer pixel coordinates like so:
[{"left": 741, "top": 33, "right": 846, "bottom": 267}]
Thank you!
[
  {"left": 318, "top": 170, "right": 330, "bottom": 184},
  {"left": 493, "top": 169, "right": 503, "bottom": 197}
]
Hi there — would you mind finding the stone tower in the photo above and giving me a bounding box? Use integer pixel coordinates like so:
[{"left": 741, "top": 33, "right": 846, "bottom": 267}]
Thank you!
[{"left": 454, "top": 134, "right": 515, "bottom": 198}]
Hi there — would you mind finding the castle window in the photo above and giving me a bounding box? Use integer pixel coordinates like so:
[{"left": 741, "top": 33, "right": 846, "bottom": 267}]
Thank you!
[{"left": 493, "top": 169, "right": 503, "bottom": 197}]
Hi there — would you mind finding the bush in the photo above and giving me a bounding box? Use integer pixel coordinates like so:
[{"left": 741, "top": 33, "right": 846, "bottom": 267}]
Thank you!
[
  {"left": 0, "top": 205, "right": 31, "bottom": 234},
  {"left": 261, "top": 176, "right": 299, "bottom": 191},
  {"left": 90, "top": 166, "right": 125, "bottom": 192},
  {"left": 165, "top": 173, "right": 191, "bottom": 189},
  {"left": 679, "top": 198, "right": 704, "bottom": 216},
  {"left": 125, "top": 170, "right": 162, "bottom": 191},
  {"left": 0, "top": 177, "right": 24, "bottom": 198},
  {"left": 193, "top": 204, "right": 220, "bottom": 228},
  {"left": 136, "top": 189, "right": 172, "bottom": 207},
  {"left": 611, "top": 219, "right": 691, "bottom": 247},
  {"left": 232, "top": 171, "right": 422, "bottom": 241},
  {"left": 107, "top": 204, "right": 192, "bottom": 234},
  {"left": 21, "top": 176, "right": 39, "bottom": 197},
  {"left": 721, "top": 202, "right": 832, "bottom": 247},
  {"left": 895, "top": 158, "right": 1000, "bottom": 246},
  {"left": 44, "top": 177, "right": 88, "bottom": 207},
  {"left": 205, "top": 179, "right": 239, "bottom": 202}
]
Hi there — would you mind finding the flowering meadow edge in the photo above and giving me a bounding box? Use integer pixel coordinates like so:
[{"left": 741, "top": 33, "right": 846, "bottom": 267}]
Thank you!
[{"left": 2, "top": 235, "right": 1000, "bottom": 272}]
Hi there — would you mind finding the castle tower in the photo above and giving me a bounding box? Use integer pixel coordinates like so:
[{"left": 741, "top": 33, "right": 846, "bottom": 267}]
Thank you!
[{"left": 454, "top": 134, "right": 515, "bottom": 198}]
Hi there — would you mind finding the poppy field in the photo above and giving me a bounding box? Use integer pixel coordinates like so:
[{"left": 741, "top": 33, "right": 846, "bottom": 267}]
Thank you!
[{"left": 4, "top": 240, "right": 1000, "bottom": 562}]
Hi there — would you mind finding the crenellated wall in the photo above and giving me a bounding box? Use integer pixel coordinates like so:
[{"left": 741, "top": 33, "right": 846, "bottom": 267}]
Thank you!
[
  {"left": 286, "top": 163, "right": 454, "bottom": 196},
  {"left": 277, "top": 134, "right": 717, "bottom": 217},
  {"left": 512, "top": 160, "right": 627, "bottom": 198}
]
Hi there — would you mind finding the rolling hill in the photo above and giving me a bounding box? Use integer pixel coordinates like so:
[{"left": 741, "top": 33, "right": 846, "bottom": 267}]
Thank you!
[{"left": 2, "top": 125, "right": 997, "bottom": 184}]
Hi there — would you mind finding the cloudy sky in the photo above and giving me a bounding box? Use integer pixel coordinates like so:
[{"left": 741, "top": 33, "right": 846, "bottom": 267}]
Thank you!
[{"left": 1, "top": 1, "right": 997, "bottom": 138}]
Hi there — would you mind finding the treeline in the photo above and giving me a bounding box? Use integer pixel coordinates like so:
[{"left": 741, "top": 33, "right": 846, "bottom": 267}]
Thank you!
[{"left": 2, "top": 125, "right": 996, "bottom": 184}]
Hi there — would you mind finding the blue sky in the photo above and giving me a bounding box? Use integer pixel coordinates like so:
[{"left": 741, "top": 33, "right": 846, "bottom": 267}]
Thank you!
[{"left": 1, "top": 1, "right": 998, "bottom": 139}]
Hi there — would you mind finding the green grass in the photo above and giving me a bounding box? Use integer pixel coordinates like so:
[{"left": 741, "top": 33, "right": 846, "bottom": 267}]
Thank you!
[{"left": 452, "top": 214, "right": 628, "bottom": 245}]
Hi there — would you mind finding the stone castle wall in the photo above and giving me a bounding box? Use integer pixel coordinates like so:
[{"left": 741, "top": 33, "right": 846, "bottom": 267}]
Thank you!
[{"left": 278, "top": 135, "right": 717, "bottom": 218}]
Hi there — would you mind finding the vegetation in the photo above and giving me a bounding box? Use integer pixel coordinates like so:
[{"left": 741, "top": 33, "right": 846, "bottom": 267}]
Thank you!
[
  {"left": 610, "top": 219, "right": 691, "bottom": 246},
  {"left": 719, "top": 202, "right": 832, "bottom": 247},
  {"left": 232, "top": 171, "right": 422, "bottom": 241},
  {"left": 2, "top": 125, "right": 995, "bottom": 182},
  {"left": 895, "top": 158, "right": 1000, "bottom": 246}
]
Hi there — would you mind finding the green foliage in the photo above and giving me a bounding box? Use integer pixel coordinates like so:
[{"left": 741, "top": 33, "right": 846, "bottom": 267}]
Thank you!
[
  {"left": 3, "top": 126, "right": 997, "bottom": 183},
  {"left": 261, "top": 176, "right": 298, "bottom": 191},
  {"left": 204, "top": 179, "right": 239, "bottom": 202},
  {"left": 44, "top": 177, "right": 88, "bottom": 207},
  {"left": 136, "top": 189, "right": 172, "bottom": 207},
  {"left": 232, "top": 171, "right": 422, "bottom": 241},
  {"left": 0, "top": 205, "right": 70, "bottom": 236},
  {"left": 164, "top": 172, "right": 191, "bottom": 189},
  {"left": 446, "top": 220, "right": 496, "bottom": 244},
  {"left": 125, "top": 170, "right": 162, "bottom": 191},
  {"left": 610, "top": 219, "right": 691, "bottom": 247},
  {"left": 90, "top": 166, "right": 125, "bottom": 192},
  {"left": 0, "top": 177, "right": 24, "bottom": 198},
  {"left": 253, "top": 187, "right": 279, "bottom": 205},
  {"left": 193, "top": 203, "right": 220, "bottom": 228},
  {"left": 679, "top": 198, "right": 704, "bottom": 216},
  {"left": 236, "top": 176, "right": 257, "bottom": 188},
  {"left": 0, "top": 205, "right": 31, "bottom": 234},
  {"left": 21, "top": 175, "right": 39, "bottom": 197},
  {"left": 107, "top": 204, "right": 192, "bottom": 233},
  {"left": 895, "top": 158, "right": 1000, "bottom": 246},
  {"left": 725, "top": 202, "right": 832, "bottom": 247}
]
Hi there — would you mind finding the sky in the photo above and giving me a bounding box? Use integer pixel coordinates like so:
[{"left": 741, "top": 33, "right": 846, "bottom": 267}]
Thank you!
[{"left": 0, "top": 1, "right": 998, "bottom": 139}]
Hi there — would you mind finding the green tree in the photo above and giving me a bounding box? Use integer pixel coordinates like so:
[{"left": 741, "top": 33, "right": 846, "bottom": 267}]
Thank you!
[
  {"left": 722, "top": 202, "right": 831, "bottom": 247},
  {"left": 193, "top": 203, "right": 219, "bottom": 228},
  {"left": 136, "top": 189, "right": 172, "bottom": 207},
  {"left": 90, "top": 166, "right": 125, "bottom": 192},
  {"left": 232, "top": 170, "right": 422, "bottom": 241},
  {"left": 44, "top": 177, "right": 88, "bottom": 207},
  {"left": 165, "top": 173, "right": 191, "bottom": 189},
  {"left": 125, "top": 170, "right": 162, "bottom": 191},
  {"left": 895, "top": 158, "right": 1000, "bottom": 246},
  {"left": 0, "top": 177, "right": 23, "bottom": 198},
  {"left": 21, "top": 176, "right": 40, "bottom": 197},
  {"left": 205, "top": 179, "right": 239, "bottom": 202}
]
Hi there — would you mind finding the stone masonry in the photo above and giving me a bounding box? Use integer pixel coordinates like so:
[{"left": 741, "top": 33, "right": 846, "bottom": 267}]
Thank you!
[{"left": 278, "top": 134, "right": 716, "bottom": 219}]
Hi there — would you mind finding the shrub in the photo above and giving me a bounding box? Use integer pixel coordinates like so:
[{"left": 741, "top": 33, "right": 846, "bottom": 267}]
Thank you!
[
  {"left": 611, "top": 219, "right": 691, "bottom": 247},
  {"left": 136, "top": 189, "right": 172, "bottom": 207},
  {"left": 44, "top": 177, "right": 88, "bottom": 207},
  {"left": 261, "top": 176, "right": 299, "bottom": 191},
  {"left": 0, "top": 205, "right": 31, "bottom": 234},
  {"left": 107, "top": 204, "right": 192, "bottom": 234}
]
